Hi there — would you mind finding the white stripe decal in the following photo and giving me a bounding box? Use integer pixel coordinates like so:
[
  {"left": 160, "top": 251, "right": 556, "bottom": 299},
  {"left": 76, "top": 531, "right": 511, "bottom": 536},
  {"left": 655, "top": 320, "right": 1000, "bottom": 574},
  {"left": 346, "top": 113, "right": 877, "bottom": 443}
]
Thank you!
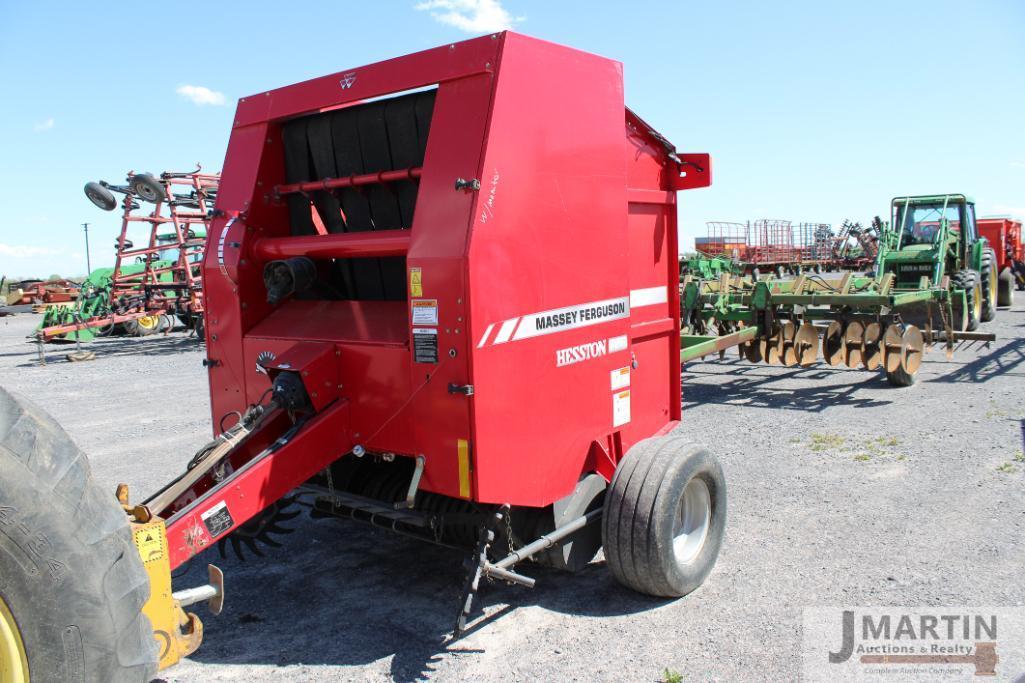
[
  {"left": 629, "top": 286, "right": 668, "bottom": 308},
  {"left": 512, "top": 296, "right": 630, "bottom": 341},
  {"left": 477, "top": 323, "right": 495, "bottom": 348},
  {"left": 493, "top": 318, "right": 519, "bottom": 344}
]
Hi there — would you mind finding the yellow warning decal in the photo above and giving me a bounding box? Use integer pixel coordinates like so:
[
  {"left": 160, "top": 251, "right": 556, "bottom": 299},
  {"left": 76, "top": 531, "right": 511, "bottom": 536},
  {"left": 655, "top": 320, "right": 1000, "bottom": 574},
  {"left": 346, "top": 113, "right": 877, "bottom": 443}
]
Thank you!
[
  {"left": 409, "top": 267, "right": 423, "bottom": 297},
  {"left": 457, "top": 438, "right": 471, "bottom": 499},
  {"left": 133, "top": 525, "right": 165, "bottom": 564}
]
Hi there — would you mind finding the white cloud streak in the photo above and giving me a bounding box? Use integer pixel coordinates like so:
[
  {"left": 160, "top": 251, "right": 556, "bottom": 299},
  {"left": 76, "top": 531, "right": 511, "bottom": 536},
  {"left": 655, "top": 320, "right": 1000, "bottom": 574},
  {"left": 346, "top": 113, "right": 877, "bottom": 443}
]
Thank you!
[
  {"left": 176, "top": 84, "right": 226, "bottom": 106},
  {"left": 0, "top": 243, "right": 62, "bottom": 258},
  {"left": 414, "top": 0, "right": 522, "bottom": 33},
  {"left": 1009, "top": 161, "right": 1025, "bottom": 169},
  {"left": 993, "top": 204, "right": 1025, "bottom": 217},
  {"left": 33, "top": 117, "right": 54, "bottom": 132}
]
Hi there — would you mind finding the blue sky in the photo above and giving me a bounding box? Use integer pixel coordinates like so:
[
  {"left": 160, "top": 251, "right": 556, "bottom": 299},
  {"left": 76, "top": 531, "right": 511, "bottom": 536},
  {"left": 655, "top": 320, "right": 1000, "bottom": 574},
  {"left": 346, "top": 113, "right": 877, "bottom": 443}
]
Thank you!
[{"left": 1, "top": 0, "right": 1023, "bottom": 277}]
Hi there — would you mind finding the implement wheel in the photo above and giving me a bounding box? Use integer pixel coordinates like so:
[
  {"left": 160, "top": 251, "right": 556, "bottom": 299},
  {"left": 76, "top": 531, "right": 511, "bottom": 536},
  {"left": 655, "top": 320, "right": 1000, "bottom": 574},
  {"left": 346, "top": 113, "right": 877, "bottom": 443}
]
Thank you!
[
  {"left": 0, "top": 387, "right": 157, "bottom": 682},
  {"left": 997, "top": 267, "right": 1014, "bottom": 307},
  {"left": 602, "top": 436, "right": 726, "bottom": 597},
  {"left": 126, "top": 314, "right": 161, "bottom": 337},
  {"left": 980, "top": 249, "right": 997, "bottom": 322}
]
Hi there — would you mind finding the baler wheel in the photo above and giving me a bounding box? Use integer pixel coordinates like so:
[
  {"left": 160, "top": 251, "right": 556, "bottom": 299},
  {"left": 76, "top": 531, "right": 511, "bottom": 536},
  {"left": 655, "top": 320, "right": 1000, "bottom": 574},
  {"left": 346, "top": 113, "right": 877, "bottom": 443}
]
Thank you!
[
  {"left": 980, "top": 249, "right": 997, "bottom": 322},
  {"left": 130, "top": 174, "right": 165, "bottom": 203},
  {"left": 84, "top": 181, "right": 117, "bottom": 211},
  {"left": 823, "top": 321, "right": 844, "bottom": 366},
  {"left": 128, "top": 315, "right": 161, "bottom": 337},
  {"left": 0, "top": 387, "right": 158, "bottom": 682},
  {"left": 602, "top": 436, "right": 726, "bottom": 598},
  {"left": 997, "top": 267, "right": 1014, "bottom": 307}
]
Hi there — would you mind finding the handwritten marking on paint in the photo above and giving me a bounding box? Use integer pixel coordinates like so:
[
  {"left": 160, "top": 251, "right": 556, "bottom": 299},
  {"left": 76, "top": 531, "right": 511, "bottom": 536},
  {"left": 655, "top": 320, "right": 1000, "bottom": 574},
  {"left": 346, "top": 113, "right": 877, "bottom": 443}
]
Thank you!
[{"left": 480, "top": 168, "right": 500, "bottom": 224}]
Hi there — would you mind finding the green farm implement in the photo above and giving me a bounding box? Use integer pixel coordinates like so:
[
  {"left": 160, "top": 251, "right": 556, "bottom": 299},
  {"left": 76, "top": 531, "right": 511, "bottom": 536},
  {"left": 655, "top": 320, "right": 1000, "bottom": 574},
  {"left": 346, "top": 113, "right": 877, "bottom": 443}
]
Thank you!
[{"left": 680, "top": 194, "right": 998, "bottom": 387}]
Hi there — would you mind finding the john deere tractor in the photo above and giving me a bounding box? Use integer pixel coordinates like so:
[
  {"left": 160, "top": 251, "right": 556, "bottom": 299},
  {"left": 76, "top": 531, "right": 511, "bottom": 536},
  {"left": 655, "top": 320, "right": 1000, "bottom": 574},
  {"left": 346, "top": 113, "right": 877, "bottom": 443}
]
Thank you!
[{"left": 878, "top": 194, "right": 997, "bottom": 332}]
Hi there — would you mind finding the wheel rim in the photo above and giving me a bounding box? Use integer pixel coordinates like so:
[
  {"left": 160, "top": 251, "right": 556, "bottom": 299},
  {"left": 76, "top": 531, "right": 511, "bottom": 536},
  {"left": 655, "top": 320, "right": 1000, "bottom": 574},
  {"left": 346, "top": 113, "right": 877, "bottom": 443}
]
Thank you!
[
  {"left": 973, "top": 283, "right": 982, "bottom": 321},
  {"left": 989, "top": 271, "right": 997, "bottom": 306},
  {"left": 137, "top": 315, "right": 159, "bottom": 330},
  {"left": 0, "top": 594, "right": 29, "bottom": 683},
  {"left": 672, "top": 478, "right": 711, "bottom": 564}
]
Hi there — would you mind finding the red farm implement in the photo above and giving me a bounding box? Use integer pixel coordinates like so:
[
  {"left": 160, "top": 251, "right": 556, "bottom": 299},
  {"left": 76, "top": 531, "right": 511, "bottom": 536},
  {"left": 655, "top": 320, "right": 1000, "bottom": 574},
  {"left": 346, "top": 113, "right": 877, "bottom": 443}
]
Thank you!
[
  {"left": 0, "top": 33, "right": 724, "bottom": 680},
  {"left": 38, "top": 169, "right": 218, "bottom": 342},
  {"left": 977, "top": 216, "right": 1023, "bottom": 305}
]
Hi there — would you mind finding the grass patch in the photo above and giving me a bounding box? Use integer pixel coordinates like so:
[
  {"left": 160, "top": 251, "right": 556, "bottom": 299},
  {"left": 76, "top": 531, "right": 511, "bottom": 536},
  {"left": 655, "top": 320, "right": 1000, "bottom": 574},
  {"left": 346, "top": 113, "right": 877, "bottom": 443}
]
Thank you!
[
  {"left": 996, "top": 462, "right": 1017, "bottom": 474},
  {"left": 1014, "top": 452, "right": 1025, "bottom": 464},
  {"left": 661, "top": 669, "right": 683, "bottom": 683},
  {"left": 853, "top": 454, "right": 871, "bottom": 462},
  {"left": 808, "top": 433, "right": 846, "bottom": 452}
]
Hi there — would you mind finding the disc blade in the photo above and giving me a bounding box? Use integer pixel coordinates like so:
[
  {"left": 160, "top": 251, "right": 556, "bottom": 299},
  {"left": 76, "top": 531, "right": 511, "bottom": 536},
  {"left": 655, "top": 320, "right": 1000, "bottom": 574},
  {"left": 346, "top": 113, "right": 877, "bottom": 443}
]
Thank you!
[
  {"left": 882, "top": 324, "right": 904, "bottom": 373},
  {"left": 843, "top": 321, "right": 865, "bottom": 367},
  {"left": 902, "top": 325, "right": 925, "bottom": 375},
  {"left": 824, "top": 321, "right": 844, "bottom": 366},
  {"left": 795, "top": 323, "right": 820, "bottom": 366},
  {"left": 862, "top": 322, "right": 883, "bottom": 370}
]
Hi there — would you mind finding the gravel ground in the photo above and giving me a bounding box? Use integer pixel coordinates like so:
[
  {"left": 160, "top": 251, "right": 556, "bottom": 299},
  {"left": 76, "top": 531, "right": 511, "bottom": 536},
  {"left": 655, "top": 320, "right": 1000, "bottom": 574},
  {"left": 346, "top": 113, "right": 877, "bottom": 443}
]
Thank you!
[{"left": 1, "top": 305, "right": 1023, "bottom": 682}]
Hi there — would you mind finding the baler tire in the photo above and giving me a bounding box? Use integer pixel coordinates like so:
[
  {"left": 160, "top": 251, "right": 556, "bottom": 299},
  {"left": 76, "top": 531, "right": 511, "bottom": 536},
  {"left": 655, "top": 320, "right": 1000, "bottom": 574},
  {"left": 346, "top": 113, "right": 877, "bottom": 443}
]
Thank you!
[
  {"left": 84, "top": 181, "right": 117, "bottom": 211},
  {"left": 885, "top": 365, "right": 917, "bottom": 387},
  {"left": 997, "top": 267, "right": 1014, "bottom": 307},
  {"left": 980, "top": 249, "right": 997, "bottom": 322},
  {"left": 602, "top": 436, "right": 726, "bottom": 598},
  {"left": 0, "top": 387, "right": 158, "bottom": 682}
]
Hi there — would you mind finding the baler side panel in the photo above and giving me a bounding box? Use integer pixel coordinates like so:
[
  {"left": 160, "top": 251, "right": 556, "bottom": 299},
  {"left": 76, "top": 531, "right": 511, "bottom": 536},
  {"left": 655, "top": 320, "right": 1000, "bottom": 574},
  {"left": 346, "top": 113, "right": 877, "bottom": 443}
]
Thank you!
[
  {"left": 406, "top": 73, "right": 496, "bottom": 499},
  {"left": 467, "top": 34, "right": 630, "bottom": 506}
]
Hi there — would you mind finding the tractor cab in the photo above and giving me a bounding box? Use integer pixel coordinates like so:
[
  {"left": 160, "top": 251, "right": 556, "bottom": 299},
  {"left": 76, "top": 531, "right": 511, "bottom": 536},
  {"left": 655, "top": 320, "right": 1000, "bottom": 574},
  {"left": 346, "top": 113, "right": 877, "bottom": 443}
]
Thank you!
[{"left": 881, "top": 194, "right": 979, "bottom": 287}]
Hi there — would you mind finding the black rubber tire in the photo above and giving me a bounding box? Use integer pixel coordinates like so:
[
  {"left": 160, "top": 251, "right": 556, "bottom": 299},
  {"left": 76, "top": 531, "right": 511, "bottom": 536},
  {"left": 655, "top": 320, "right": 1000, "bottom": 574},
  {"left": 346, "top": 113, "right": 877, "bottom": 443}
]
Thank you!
[
  {"left": 997, "top": 267, "right": 1014, "bottom": 307},
  {"left": 84, "top": 181, "right": 117, "bottom": 211},
  {"left": 130, "top": 174, "right": 165, "bottom": 204},
  {"left": 602, "top": 436, "right": 726, "bottom": 597},
  {"left": 194, "top": 315, "right": 205, "bottom": 342},
  {"left": 980, "top": 248, "right": 997, "bottom": 322},
  {"left": 885, "top": 366, "right": 917, "bottom": 387},
  {"left": 0, "top": 387, "right": 158, "bottom": 682},
  {"left": 951, "top": 270, "right": 981, "bottom": 332}
]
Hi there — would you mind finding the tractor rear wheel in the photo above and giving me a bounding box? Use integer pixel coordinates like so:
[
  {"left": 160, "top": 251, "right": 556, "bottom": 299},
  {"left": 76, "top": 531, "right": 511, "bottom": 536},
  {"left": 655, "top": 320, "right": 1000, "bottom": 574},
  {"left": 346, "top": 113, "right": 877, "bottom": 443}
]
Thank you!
[
  {"left": 0, "top": 387, "right": 157, "bottom": 682},
  {"left": 980, "top": 249, "right": 997, "bottom": 322},
  {"left": 997, "top": 267, "right": 1014, "bottom": 307},
  {"left": 602, "top": 436, "right": 726, "bottom": 597}
]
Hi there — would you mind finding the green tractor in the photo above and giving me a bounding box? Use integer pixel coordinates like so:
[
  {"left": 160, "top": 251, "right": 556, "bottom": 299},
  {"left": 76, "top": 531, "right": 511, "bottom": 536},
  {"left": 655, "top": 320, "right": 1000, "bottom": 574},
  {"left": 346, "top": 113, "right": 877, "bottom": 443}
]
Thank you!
[{"left": 878, "top": 194, "right": 997, "bottom": 331}]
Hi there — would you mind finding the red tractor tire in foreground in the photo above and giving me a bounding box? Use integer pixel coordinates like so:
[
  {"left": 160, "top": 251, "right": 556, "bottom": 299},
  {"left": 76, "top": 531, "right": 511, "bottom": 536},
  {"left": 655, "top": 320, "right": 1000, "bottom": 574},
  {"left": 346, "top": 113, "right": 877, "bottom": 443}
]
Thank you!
[
  {"left": 0, "top": 387, "right": 157, "bottom": 683},
  {"left": 602, "top": 436, "right": 726, "bottom": 597}
]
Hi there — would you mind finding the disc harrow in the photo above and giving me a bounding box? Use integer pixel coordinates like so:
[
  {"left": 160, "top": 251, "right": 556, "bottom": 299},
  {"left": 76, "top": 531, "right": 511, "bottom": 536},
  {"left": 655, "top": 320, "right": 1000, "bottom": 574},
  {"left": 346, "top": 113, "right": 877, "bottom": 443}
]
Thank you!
[{"left": 680, "top": 271, "right": 991, "bottom": 384}]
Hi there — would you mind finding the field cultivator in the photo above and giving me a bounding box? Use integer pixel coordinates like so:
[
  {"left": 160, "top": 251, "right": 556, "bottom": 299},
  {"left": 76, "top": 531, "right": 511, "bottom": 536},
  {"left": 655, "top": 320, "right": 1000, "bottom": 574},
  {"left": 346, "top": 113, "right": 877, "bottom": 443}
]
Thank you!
[
  {"left": 37, "top": 169, "right": 218, "bottom": 342},
  {"left": 697, "top": 218, "right": 880, "bottom": 276}
]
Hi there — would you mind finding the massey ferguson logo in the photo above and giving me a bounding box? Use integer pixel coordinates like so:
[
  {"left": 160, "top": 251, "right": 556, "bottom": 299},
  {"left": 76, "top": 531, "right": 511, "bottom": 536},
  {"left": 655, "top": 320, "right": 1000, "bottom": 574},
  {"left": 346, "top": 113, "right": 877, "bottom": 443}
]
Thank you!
[
  {"left": 255, "top": 351, "right": 276, "bottom": 375},
  {"left": 339, "top": 72, "right": 357, "bottom": 89}
]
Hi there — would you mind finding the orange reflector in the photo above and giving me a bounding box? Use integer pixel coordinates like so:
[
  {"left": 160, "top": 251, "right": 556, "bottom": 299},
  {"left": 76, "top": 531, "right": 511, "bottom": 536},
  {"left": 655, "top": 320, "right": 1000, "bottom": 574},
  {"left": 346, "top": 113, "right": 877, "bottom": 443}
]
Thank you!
[{"left": 457, "top": 439, "right": 471, "bottom": 499}]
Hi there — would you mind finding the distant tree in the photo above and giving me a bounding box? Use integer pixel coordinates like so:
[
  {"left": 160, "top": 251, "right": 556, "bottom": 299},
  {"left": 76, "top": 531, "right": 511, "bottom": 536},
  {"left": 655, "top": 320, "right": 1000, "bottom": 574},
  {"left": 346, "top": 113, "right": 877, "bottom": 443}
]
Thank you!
[{"left": 48, "top": 273, "right": 63, "bottom": 282}]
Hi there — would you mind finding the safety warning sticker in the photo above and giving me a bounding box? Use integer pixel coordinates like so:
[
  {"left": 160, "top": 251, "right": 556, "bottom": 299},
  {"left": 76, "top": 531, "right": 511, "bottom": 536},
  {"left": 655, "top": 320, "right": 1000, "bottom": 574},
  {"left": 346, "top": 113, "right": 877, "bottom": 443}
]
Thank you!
[
  {"left": 133, "top": 527, "right": 165, "bottom": 563},
  {"left": 201, "top": 501, "right": 234, "bottom": 538},
  {"left": 413, "top": 327, "right": 439, "bottom": 363},
  {"left": 411, "top": 299, "right": 438, "bottom": 325},
  {"left": 613, "top": 389, "right": 631, "bottom": 427},
  {"left": 610, "top": 366, "right": 630, "bottom": 391},
  {"left": 409, "top": 267, "right": 423, "bottom": 297}
]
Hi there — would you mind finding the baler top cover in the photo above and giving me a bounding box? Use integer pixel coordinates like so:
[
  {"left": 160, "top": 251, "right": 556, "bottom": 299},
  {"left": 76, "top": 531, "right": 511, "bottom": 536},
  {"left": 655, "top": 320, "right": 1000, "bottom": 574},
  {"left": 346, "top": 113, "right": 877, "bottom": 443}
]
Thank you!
[{"left": 205, "top": 32, "right": 709, "bottom": 508}]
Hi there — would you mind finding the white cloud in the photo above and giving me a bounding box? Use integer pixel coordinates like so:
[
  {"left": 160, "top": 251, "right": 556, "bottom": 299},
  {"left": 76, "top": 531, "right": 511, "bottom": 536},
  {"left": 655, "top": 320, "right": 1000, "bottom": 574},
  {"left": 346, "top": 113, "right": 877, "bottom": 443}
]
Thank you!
[
  {"left": 176, "top": 84, "right": 226, "bottom": 106},
  {"left": 414, "top": 0, "right": 522, "bottom": 33},
  {"left": 33, "top": 117, "right": 54, "bottom": 132},
  {"left": 1009, "top": 161, "right": 1025, "bottom": 169},
  {"left": 0, "top": 243, "right": 61, "bottom": 258}
]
